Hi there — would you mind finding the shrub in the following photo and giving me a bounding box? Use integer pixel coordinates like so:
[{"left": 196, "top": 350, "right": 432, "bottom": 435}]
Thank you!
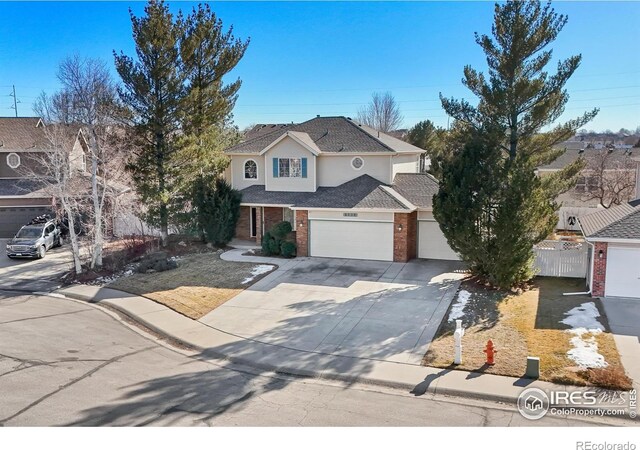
[
  {"left": 261, "top": 221, "right": 296, "bottom": 257},
  {"left": 261, "top": 231, "right": 275, "bottom": 256},
  {"left": 271, "top": 221, "right": 292, "bottom": 239},
  {"left": 280, "top": 241, "right": 297, "bottom": 258},
  {"left": 193, "top": 176, "right": 242, "bottom": 247}
]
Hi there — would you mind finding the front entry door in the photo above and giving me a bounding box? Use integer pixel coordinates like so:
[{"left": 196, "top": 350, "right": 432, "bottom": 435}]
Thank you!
[{"left": 250, "top": 207, "right": 257, "bottom": 238}]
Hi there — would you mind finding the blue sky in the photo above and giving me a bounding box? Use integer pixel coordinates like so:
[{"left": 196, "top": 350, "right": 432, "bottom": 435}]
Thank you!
[{"left": 0, "top": 1, "right": 639, "bottom": 132}]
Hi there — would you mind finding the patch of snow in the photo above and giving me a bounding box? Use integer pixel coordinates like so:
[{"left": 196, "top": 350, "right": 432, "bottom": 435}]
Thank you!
[
  {"left": 561, "top": 302, "right": 605, "bottom": 331},
  {"left": 448, "top": 289, "right": 471, "bottom": 322},
  {"left": 561, "top": 302, "right": 608, "bottom": 369},
  {"left": 242, "top": 264, "right": 274, "bottom": 284}
]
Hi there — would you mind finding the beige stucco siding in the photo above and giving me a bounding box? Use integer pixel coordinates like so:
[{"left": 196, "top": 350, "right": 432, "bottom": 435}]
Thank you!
[
  {"left": 264, "top": 137, "right": 316, "bottom": 192},
  {"left": 316, "top": 154, "right": 392, "bottom": 186},
  {"left": 231, "top": 155, "right": 265, "bottom": 191},
  {"left": 392, "top": 154, "right": 420, "bottom": 178}
]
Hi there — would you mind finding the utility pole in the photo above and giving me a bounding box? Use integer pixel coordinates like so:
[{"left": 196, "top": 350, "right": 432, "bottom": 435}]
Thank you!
[{"left": 10, "top": 85, "right": 18, "bottom": 117}]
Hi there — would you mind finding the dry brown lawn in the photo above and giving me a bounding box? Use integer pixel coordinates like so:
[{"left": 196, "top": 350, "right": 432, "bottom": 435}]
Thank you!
[
  {"left": 423, "top": 277, "right": 631, "bottom": 390},
  {"left": 108, "top": 252, "right": 276, "bottom": 320}
]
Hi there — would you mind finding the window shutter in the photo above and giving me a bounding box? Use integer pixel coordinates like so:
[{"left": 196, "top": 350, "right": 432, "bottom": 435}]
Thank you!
[
  {"left": 273, "top": 158, "right": 279, "bottom": 178},
  {"left": 301, "top": 158, "right": 307, "bottom": 178}
]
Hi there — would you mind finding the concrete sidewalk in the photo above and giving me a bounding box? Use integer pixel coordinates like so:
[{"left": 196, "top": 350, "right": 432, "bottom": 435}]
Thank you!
[{"left": 54, "top": 282, "right": 632, "bottom": 411}]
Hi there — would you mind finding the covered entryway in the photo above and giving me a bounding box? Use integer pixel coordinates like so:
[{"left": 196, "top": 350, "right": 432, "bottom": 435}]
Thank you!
[
  {"left": 417, "top": 212, "right": 459, "bottom": 261},
  {"left": 605, "top": 246, "right": 640, "bottom": 298},
  {"left": 308, "top": 210, "right": 394, "bottom": 261},
  {"left": 0, "top": 206, "right": 53, "bottom": 238}
]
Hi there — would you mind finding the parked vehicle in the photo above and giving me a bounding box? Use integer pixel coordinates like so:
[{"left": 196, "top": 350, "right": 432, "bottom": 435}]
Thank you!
[{"left": 5, "top": 215, "right": 62, "bottom": 259}]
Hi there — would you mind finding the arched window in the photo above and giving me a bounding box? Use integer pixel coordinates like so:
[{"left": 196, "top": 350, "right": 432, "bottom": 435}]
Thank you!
[{"left": 244, "top": 159, "right": 257, "bottom": 179}]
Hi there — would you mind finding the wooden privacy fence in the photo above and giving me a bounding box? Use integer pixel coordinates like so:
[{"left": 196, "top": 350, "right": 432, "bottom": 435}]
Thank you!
[{"left": 533, "top": 240, "right": 588, "bottom": 278}]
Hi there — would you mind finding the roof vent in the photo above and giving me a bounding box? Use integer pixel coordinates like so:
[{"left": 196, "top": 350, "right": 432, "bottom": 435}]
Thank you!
[{"left": 316, "top": 115, "right": 320, "bottom": 118}]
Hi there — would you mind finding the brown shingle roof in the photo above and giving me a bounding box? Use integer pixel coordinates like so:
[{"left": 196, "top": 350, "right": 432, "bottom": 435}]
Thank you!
[
  {"left": 226, "top": 116, "right": 425, "bottom": 155},
  {"left": 392, "top": 173, "right": 439, "bottom": 209},
  {"left": 0, "top": 117, "right": 49, "bottom": 151},
  {"left": 579, "top": 202, "right": 640, "bottom": 239}
]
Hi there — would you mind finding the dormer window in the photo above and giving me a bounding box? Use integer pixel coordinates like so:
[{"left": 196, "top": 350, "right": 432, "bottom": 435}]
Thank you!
[
  {"left": 6, "top": 152, "right": 20, "bottom": 169},
  {"left": 271, "top": 157, "right": 308, "bottom": 178},
  {"left": 244, "top": 159, "right": 257, "bottom": 179}
]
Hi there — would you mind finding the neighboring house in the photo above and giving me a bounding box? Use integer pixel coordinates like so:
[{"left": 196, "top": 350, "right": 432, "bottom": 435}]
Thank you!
[
  {"left": 225, "top": 115, "right": 458, "bottom": 262},
  {"left": 0, "top": 116, "right": 124, "bottom": 238},
  {"left": 537, "top": 148, "right": 639, "bottom": 231},
  {"left": 579, "top": 199, "right": 640, "bottom": 299},
  {"left": 0, "top": 117, "right": 65, "bottom": 237}
]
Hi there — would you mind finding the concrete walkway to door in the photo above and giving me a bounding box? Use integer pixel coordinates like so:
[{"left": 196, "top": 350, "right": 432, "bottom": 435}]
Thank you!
[{"left": 201, "top": 250, "right": 466, "bottom": 365}]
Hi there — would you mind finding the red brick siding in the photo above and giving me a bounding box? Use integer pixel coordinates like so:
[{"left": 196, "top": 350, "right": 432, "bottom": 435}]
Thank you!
[
  {"left": 255, "top": 207, "right": 263, "bottom": 244},
  {"left": 263, "top": 207, "right": 284, "bottom": 235},
  {"left": 393, "top": 212, "right": 417, "bottom": 262},
  {"left": 235, "top": 206, "right": 252, "bottom": 241},
  {"left": 295, "top": 210, "right": 309, "bottom": 257},
  {"left": 592, "top": 242, "right": 608, "bottom": 297}
]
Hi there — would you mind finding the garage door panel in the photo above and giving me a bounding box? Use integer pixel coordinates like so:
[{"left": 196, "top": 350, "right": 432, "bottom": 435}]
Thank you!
[
  {"left": 418, "top": 220, "right": 460, "bottom": 261},
  {"left": 309, "top": 220, "right": 393, "bottom": 261},
  {"left": 0, "top": 207, "right": 53, "bottom": 238},
  {"left": 605, "top": 246, "right": 640, "bottom": 298}
]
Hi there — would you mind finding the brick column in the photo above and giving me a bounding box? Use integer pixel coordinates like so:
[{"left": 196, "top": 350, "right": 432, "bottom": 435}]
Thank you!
[
  {"left": 592, "top": 242, "right": 608, "bottom": 297},
  {"left": 394, "top": 212, "right": 416, "bottom": 262},
  {"left": 255, "top": 207, "right": 263, "bottom": 245},
  {"left": 295, "top": 210, "right": 309, "bottom": 257}
]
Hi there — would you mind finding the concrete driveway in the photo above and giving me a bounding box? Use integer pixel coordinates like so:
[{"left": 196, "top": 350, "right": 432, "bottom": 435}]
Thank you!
[
  {"left": 0, "top": 238, "right": 72, "bottom": 291},
  {"left": 200, "top": 257, "right": 465, "bottom": 365},
  {"left": 601, "top": 297, "right": 640, "bottom": 389}
]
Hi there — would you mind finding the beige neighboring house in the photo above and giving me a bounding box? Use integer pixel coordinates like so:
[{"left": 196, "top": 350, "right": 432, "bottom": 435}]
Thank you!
[
  {"left": 0, "top": 118, "right": 84, "bottom": 237},
  {"left": 0, "top": 117, "right": 130, "bottom": 238},
  {"left": 537, "top": 148, "right": 639, "bottom": 231},
  {"left": 225, "top": 115, "right": 460, "bottom": 262}
]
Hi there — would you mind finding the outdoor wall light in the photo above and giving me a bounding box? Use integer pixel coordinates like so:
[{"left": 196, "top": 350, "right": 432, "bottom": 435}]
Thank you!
[
  {"left": 598, "top": 249, "right": 604, "bottom": 259},
  {"left": 397, "top": 224, "right": 403, "bottom": 232},
  {"left": 298, "top": 221, "right": 304, "bottom": 228}
]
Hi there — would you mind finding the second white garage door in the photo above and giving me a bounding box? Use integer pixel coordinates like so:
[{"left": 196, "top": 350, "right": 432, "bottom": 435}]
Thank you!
[
  {"left": 309, "top": 219, "right": 394, "bottom": 261},
  {"left": 605, "top": 246, "right": 640, "bottom": 298},
  {"left": 418, "top": 220, "right": 460, "bottom": 261}
]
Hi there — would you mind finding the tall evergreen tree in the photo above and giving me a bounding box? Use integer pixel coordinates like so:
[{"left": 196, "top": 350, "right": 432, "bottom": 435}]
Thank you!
[
  {"left": 114, "top": 0, "right": 184, "bottom": 246},
  {"left": 176, "top": 4, "right": 248, "bottom": 238},
  {"left": 435, "top": 0, "right": 597, "bottom": 288},
  {"left": 406, "top": 120, "right": 448, "bottom": 177}
]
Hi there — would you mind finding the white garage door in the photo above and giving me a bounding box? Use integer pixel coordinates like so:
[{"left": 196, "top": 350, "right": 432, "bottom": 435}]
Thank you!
[
  {"left": 418, "top": 220, "right": 460, "bottom": 261},
  {"left": 309, "top": 220, "right": 394, "bottom": 261},
  {"left": 605, "top": 246, "right": 640, "bottom": 298}
]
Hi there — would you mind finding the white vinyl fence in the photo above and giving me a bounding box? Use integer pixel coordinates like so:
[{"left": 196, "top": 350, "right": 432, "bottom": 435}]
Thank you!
[{"left": 533, "top": 240, "right": 588, "bottom": 278}]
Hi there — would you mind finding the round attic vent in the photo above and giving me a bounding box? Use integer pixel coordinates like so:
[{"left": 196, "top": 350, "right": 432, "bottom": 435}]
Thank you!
[{"left": 351, "top": 156, "right": 364, "bottom": 170}]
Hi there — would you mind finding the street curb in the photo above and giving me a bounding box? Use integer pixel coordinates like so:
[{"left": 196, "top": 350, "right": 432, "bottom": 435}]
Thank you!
[{"left": 56, "top": 288, "right": 639, "bottom": 422}]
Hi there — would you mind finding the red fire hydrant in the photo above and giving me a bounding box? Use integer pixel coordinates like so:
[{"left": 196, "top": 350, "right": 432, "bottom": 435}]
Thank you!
[{"left": 484, "top": 340, "right": 497, "bottom": 365}]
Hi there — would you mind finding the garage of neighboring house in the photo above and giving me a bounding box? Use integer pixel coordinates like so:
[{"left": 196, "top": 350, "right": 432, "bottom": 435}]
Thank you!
[
  {"left": 307, "top": 210, "right": 395, "bottom": 261},
  {"left": 0, "top": 205, "right": 53, "bottom": 238},
  {"left": 417, "top": 210, "right": 460, "bottom": 261},
  {"left": 579, "top": 200, "right": 640, "bottom": 299}
]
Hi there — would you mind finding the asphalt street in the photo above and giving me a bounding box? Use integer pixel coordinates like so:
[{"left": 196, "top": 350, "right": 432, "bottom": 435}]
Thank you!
[{"left": 0, "top": 290, "right": 632, "bottom": 427}]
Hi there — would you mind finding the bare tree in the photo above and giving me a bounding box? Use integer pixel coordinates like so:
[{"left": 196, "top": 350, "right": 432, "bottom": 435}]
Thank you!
[
  {"left": 20, "top": 99, "right": 84, "bottom": 274},
  {"left": 51, "top": 56, "right": 121, "bottom": 269},
  {"left": 357, "top": 92, "right": 404, "bottom": 133},
  {"left": 580, "top": 149, "right": 637, "bottom": 208}
]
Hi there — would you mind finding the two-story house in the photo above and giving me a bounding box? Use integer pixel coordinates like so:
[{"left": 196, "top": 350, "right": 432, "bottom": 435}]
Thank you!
[
  {"left": 225, "top": 116, "right": 460, "bottom": 262},
  {"left": 0, "top": 117, "right": 88, "bottom": 237}
]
